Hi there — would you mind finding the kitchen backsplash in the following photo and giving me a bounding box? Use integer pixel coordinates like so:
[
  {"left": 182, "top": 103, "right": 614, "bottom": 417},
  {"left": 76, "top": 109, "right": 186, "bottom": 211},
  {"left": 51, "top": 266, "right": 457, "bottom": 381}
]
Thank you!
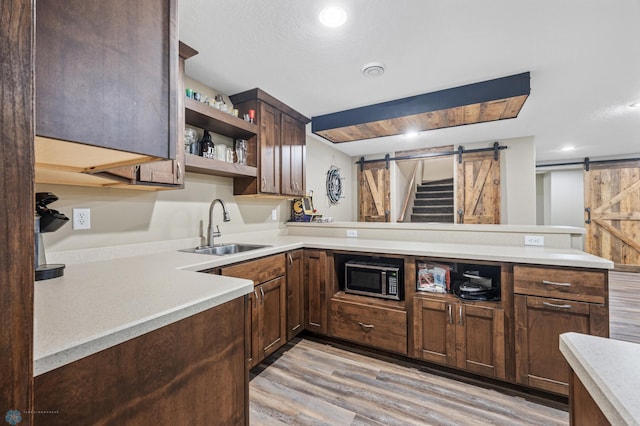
[{"left": 36, "top": 137, "right": 354, "bottom": 253}]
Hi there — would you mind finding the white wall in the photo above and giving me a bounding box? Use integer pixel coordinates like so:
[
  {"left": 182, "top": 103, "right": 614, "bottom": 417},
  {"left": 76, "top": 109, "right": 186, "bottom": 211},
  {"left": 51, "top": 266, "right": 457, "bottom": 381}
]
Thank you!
[
  {"left": 422, "top": 156, "right": 454, "bottom": 182},
  {"left": 539, "top": 169, "right": 585, "bottom": 228},
  {"left": 304, "top": 135, "right": 354, "bottom": 220}
]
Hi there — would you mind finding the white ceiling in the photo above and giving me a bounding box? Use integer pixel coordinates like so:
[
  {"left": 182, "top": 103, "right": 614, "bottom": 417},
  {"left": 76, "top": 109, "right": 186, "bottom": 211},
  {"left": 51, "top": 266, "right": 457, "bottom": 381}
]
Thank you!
[{"left": 179, "top": 0, "right": 640, "bottom": 163}]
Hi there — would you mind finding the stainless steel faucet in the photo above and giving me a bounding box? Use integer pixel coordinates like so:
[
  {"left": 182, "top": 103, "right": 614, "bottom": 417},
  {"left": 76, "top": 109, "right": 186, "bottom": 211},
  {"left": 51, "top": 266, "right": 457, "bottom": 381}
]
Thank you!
[{"left": 207, "top": 198, "right": 231, "bottom": 246}]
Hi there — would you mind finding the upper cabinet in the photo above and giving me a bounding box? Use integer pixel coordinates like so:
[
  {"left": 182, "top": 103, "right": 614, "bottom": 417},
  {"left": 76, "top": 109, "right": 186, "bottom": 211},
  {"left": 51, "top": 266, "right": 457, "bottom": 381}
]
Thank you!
[
  {"left": 35, "top": 0, "right": 178, "bottom": 182},
  {"left": 230, "top": 89, "right": 310, "bottom": 197}
]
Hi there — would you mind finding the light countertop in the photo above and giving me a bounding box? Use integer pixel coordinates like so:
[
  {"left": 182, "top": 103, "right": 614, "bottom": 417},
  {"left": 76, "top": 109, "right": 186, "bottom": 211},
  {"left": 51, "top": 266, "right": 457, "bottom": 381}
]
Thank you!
[
  {"left": 36, "top": 233, "right": 612, "bottom": 376},
  {"left": 560, "top": 333, "right": 640, "bottom": 425}
]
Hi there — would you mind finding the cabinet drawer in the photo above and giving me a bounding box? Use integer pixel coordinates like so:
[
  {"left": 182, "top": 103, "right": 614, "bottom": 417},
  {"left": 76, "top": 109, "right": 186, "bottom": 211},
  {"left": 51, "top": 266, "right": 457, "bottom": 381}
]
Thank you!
[
  {"left": 514, "top": 265, "right": 606, "bottom": 304},
  {"left": 330, "top": 299, "right": 407, "bottom": 355},
  {"left": 221, "top": 254, "right": 286, "bottom": 284}
]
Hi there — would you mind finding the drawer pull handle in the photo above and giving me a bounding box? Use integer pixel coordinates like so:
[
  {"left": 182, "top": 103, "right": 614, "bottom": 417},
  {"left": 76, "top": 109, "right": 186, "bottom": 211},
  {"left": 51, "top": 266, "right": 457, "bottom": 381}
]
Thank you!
[
  {"left": 358, "top": 322, "right": 375, "bottom": 332},
  {"left": 543, "top": 302, "right": 572, "bottom": 309},
  {"left": 542, "top": 280, "right": 572, "bottom": 287}
]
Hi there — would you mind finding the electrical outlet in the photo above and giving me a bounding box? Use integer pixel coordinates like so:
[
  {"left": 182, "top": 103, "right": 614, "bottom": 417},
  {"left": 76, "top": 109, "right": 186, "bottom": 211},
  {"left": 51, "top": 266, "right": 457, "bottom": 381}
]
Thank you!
[
  {"left": 524, "top": 235, "right": 544, "bottom": 246},
  {"left": 346, "top": 229, "right": 358, "bottom": 238},
  {"left": 271, "top": 209, "right": 278, "bottom": 221},
  {"left": 73, "top": 208, "right": 91, "bottom": 230}
]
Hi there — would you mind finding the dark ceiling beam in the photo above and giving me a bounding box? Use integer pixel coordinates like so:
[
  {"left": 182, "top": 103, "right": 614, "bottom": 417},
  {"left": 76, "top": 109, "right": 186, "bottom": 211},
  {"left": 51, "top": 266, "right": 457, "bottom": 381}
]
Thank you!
[{"left": 312, "top": 72, "right": 530, "bottom": 143}]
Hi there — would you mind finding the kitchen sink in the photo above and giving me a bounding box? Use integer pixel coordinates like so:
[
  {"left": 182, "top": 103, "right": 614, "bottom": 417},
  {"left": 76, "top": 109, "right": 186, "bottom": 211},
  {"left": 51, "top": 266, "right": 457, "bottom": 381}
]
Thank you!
[{"left": 180, "top": 243, "right": 271, "bottom": 256}]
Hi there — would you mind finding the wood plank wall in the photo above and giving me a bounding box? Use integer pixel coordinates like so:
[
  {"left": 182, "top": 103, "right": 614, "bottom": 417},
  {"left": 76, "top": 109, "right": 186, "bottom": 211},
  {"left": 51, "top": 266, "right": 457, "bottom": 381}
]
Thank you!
[{"left": 0, "top": 0, "right": 35, "bottom": 420}]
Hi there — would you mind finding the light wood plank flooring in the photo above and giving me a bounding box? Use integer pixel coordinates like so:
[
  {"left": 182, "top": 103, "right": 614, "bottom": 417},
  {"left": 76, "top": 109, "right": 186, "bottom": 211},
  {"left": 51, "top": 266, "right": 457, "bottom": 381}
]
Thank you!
[
  {"left": 609, "top": 271, "right": 640, "bottom": 343},
  {"left": 250, "top": 272, "right": 640, "bottom": 425}
]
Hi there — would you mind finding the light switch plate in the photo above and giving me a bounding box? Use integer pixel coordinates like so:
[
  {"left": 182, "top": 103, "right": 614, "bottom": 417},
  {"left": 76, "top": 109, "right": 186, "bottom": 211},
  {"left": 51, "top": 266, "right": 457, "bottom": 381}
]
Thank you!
[
  {"left": 73, "top": 208, "right": 91, "bottom": 230},
  {"left": 271, "top": 209, "right": 278, "bottom": 221},
  {"left": 524, "top": 235, "right": 544, "bottom": 246},
  {"left": 346, "top": 229, "right": 358, "bottom": 238}
]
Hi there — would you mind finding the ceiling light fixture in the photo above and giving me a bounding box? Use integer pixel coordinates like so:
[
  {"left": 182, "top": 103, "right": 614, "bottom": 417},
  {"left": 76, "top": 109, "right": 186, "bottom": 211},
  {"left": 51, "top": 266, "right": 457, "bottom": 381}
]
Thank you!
[
  {"left": 630, "top": 102, "right": 640, "bottom": 109},
  {"left": 361, "top": 62, "right": 385, "bottom": 77},
  {"left": 319, "top": 6, "right": 347, "bottom": 27},
  {"left": 404, "top": 131, "right": 419, "bottom": 139},
  {"left": 561, "top": 146, "right": 576, "bottom": 152}
]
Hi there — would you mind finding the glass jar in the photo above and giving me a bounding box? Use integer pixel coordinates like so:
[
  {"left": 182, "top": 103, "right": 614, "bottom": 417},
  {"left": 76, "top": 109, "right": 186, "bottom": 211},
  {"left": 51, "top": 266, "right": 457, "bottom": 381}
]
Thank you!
[{"left": 235, "top": 139, "right": 247, "bottom": 165}]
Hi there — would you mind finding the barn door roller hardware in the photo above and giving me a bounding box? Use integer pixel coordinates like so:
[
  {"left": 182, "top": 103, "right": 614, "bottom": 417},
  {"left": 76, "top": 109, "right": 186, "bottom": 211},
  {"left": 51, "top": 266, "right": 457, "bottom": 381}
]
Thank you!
[
  {"left": 535, "top": 156, "right": 640, "bottom": 171},
  {"left": 355, "top": 142, "right": 507, "bottom": 170}
]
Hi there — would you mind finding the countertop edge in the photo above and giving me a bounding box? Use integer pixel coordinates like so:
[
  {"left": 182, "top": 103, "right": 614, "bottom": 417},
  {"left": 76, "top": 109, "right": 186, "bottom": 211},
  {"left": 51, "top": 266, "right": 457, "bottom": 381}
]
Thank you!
[
  {"left": 34, "top": 281, "right": 253, "bottom": 376},
  {"left": 560, "top": 333, "right": 638, "bottom": 426}
]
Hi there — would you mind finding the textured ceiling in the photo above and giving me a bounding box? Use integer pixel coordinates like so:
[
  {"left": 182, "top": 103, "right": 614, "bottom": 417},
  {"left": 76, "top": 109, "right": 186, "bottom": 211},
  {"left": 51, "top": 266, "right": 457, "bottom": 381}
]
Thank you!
[{"left": 179, "top": 0, "right": 640, "bottom": 163}]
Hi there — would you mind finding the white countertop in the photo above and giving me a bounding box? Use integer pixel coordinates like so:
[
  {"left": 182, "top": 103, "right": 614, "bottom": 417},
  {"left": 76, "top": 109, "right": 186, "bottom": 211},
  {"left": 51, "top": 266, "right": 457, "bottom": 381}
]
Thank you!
[
  {"left": 35, "top": 233, "right": 612, "bottom": 376},
  {"left": 560, "top": 333, "right": 640, "bottom": 425}
]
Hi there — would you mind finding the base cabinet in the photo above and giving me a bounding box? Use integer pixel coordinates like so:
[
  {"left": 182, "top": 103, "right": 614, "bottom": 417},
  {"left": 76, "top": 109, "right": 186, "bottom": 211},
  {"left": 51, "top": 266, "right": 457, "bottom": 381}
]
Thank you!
[
  {"left": 330, "top": 298, "right": 407, "bottom": 354},
  {"left": 514, "top": 264, "right": 608, "bottom": 396},
  {"left": 221, "top": 254, "right": 287, "bottom": 369},
  {"left": 33, "top": 297, "right": 247, "bottom": 425},
  {"left": 514, "top": 295, "right": 607, "bottom": 395},
  {"left": 413, "top": 296, "right": 505, "bottom": 380},
  {"left": 286, "top": 250, "right": 304, "bottom": 340},
  {"left": 304, "top": 250, "right": 329, "bottom": 335}
]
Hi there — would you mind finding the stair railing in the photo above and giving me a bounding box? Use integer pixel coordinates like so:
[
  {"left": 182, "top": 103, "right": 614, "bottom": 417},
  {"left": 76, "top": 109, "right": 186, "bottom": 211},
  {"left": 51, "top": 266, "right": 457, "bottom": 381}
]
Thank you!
[{"left": 397, "top": 161, "right": 420, "bottom": 222}]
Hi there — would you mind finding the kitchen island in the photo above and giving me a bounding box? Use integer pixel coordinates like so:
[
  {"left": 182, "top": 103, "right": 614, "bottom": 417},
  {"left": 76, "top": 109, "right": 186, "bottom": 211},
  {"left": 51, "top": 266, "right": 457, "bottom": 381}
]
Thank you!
[{"left": 34, "top": 223, "right": 613, "bottom": 424}]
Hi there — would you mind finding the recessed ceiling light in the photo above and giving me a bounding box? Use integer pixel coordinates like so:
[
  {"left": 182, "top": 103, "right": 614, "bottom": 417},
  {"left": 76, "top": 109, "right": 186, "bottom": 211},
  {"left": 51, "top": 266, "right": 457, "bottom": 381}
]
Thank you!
[
  {"left": 361, "top": 62, "right": 385, "bottom": 77},
  {"left": 561, "top": 146, "right": 576, "bottom": 152},
  {"left": 319, "top": 6, "right": 347, "bottom": 27},
  {"left": 404, "top": 131, "right": 419, "bottom": 139},
  {"left": 630, "top": 102, "right": 640, "bottom": 109}
]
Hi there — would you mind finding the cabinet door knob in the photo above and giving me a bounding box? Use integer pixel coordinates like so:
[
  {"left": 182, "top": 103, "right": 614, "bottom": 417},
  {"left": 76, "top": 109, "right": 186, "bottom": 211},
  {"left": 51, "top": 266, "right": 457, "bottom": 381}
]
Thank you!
[
  {"left": 253, "top": 290, "right": 258, "bottom": 307},
  {"left": 287, "top": 253, "right": 293, "bottom": 266},
  {"left": 176, "top": 161, "right": 182, "bottom": 181},
  {"left": 448, "top": 305, "right": 453, "bottom": 325},
  {"left": 260, "top": 286, "right": 265, "bottom": 303},
  {"left": 459, "top": 305, "right": 464, "bottom": 326}
]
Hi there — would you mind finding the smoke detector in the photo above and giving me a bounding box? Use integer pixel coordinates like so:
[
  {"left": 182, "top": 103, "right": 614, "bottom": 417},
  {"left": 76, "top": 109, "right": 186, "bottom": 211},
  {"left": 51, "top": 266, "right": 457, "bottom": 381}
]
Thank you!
[{"left": 361, "top": 62, "right": 385, "bottom": 77}]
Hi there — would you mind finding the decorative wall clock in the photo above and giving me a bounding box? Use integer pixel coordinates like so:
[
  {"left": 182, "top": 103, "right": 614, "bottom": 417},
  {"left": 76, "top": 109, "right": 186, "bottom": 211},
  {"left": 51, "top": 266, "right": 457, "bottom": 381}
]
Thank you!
[{"left": 326, "top": 166, "right": 343, "bottom": 205}]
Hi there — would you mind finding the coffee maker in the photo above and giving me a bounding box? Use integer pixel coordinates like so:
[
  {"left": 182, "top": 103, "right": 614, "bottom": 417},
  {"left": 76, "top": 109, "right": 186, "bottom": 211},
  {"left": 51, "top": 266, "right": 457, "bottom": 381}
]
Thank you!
[{"left": 35, "top": 192, "right": 68, "bottom": 281}]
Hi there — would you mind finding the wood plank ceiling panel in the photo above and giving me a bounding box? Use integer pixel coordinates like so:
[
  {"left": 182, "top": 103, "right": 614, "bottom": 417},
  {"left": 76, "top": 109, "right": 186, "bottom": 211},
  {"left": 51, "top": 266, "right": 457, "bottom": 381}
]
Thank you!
[{"left": 312, "top": 73, "right": 530, "bottom": 143}]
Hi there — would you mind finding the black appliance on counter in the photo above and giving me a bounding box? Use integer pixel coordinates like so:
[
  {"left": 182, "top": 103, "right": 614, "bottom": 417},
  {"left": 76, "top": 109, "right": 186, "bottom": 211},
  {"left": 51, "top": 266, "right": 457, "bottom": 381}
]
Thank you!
[{"left": 35, "top": 192, "right": 69, "bottom": 281}]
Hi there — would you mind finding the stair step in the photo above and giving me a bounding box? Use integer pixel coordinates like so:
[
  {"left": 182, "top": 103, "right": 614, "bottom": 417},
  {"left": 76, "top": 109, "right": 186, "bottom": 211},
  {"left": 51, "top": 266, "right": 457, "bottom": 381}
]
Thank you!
[
  {"left": 416, "top": 190, "right": 454, "bottom": 199},
  {"left": 417, "top": 183, "right": 454, "bottom": 192},
  {"left": 421, "top": 178, "right": 453, "bottom": 185},
  {"left": 414, "top": 198, "right": 453, "bottom": 206},
  {"left": 413, "top": 206, "right": 454, "bottom": 214},
  {"left": 411, "top": 214, "right": 455, "bottom": 223}
]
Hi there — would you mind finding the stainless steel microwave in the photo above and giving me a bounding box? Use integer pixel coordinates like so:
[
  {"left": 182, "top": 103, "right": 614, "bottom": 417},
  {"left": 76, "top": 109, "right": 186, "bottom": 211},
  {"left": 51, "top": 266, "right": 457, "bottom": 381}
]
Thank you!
[{"left": 345, "top": 260, "right": 402, "bottom": 301}]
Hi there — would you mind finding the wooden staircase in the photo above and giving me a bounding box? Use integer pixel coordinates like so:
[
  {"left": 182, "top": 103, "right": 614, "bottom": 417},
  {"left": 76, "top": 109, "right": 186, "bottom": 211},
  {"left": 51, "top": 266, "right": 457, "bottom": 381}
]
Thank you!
[{"left": 411, "top": 178, "right": 455, "bottom": 223}]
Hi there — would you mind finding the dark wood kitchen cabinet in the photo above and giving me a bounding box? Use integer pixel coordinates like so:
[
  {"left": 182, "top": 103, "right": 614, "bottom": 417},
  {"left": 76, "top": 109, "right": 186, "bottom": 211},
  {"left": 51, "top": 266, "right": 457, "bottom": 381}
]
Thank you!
[
  {"left": 33, "top": 297, "right": 248, "bottom": 425},
  {"left": 36, "top": 0, "right": 178, "bottom": 164},
  {"left": 229, "top": 88, "right": 310, "bottom": 197},
  {"left": 330, "top": 296, "right": 408, "bottom": 354},
  {"left": 286, "top": 250, "right": 305, "bottom": 340},
  {"left": 101, "top": 42, "right": 196, "bottom": 188},
  {"left": 221, "top": 254, "right": 287, "bottom": 368},
  {"left": 413, "top": 295, "right": 506, "bottom": 380},
  {"left": 304, "top": 250, "right": 330, "bottom": 335},
  {"left": 514, "top": 265, "right": 608, "bottom": 396}
]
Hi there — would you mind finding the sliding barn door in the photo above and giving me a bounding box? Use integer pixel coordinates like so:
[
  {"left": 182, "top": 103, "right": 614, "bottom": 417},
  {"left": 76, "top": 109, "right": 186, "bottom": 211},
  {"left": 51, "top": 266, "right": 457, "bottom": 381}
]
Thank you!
[
  {"left": 358, "top": 163, "right": 390, "bottom": 222},
  {"left": 455, "top": 151, "right": 501, "bottom": 224},
  {"left": 584, "top": 161, "right": 640, "bottom": 271}
]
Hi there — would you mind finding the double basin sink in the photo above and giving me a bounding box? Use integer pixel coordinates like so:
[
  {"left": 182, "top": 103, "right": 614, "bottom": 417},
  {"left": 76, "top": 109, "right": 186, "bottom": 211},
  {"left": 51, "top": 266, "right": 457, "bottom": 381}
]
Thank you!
[{"left": 180, "top": 243, "right": 271, "bottom": 256}]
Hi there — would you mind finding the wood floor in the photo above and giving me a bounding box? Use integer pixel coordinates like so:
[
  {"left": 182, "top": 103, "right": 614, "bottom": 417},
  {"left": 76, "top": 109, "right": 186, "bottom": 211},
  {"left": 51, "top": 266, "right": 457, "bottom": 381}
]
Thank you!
[
  {"left": 609, "top": 271, "right": 640, "bottom": 343},
  {"left": 249, "top": 272, "right": 640, "bottom": 425}
]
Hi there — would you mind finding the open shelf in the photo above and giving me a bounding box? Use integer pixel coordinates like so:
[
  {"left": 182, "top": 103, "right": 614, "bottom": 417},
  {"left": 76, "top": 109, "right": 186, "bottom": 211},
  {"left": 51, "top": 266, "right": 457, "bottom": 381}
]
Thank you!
[
  {"left": 184, "top": 154, "right": 257, "bottom": 178},
  {"left": 185, "top": 98, "right": 257, "bottom": 140}
]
